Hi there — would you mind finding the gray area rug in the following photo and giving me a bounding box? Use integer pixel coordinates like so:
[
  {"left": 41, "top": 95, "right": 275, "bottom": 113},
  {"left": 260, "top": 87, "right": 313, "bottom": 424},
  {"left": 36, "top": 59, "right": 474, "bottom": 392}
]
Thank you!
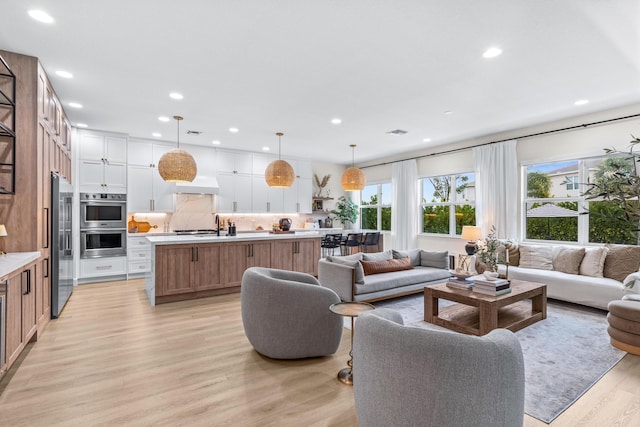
[{"left": 363, "top": 295, "right": 626, "bottom": 424}]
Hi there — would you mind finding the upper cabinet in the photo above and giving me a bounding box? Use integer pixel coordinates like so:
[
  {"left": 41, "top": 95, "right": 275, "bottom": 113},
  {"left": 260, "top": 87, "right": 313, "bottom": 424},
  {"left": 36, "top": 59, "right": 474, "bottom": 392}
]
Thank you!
[
  {"left": 127, "top": 139, "right": 176, "bottom": 212},
  {"left": 78, "top": 130, "right": 127, "bottom": 193},
  {"left": 215, "top": 150, "right": 253, "bottom": 174}
]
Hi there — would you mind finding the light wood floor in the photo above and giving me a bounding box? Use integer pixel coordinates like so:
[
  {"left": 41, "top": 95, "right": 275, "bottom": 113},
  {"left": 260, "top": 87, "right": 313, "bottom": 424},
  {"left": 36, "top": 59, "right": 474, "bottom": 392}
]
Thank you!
[{"left": 0, "top": 279, "right": 639, "bottom": 426}]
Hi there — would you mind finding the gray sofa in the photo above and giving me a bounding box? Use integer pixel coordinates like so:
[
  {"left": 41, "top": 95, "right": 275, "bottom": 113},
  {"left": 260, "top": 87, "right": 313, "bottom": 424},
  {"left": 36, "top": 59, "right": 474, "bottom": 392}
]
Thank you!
[
  {"left": 317, "top": 249, "right": 451, "bottom": 302},
  {"left": 240, "top": 267, "right": 343, "bottom": 359},
  {"left": 353, "top": 308, "right": 525, "bottom": 427}
]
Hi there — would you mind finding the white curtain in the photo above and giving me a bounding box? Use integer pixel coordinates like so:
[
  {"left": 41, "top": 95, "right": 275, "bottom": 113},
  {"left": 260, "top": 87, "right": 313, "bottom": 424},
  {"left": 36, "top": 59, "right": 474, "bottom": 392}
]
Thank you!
[
  {"left": 473, "top": 140, "right": 518, "bottom": 240},
  {"left": 391, "top": 159, "right": 418, "bottom": 249}
]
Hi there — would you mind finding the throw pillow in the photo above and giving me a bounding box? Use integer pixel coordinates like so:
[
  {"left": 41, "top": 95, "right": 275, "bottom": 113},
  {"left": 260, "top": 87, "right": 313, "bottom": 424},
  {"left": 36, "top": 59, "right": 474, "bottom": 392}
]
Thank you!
[
  {"left": 392, "top": 249, "right": 421, "bottom": 267},
  {"left": 579, "top": 247, "right": 608, "bottom": 277},
  {"left": 603, "top": 244, "right": 640, "bottom": 282},
  {"left": 326, "top": 254, "right": 365, "bottom": 284},
  {"left": 361, "top": 257, "right": 414, "bottom": 275},
  {"left": 420, "top": 250, "right": 449, "bottom": 269},
  {"left": 552, "top": 246, "right": 585, "bottom": 275},
  {"left": 503, "top": 241, "right": 520, "bottom": 266},
  {"left": 362, "top": 250, "right": 393, "bottom": 262},
  {"left": 518, "top": 245, "right": 553, "bottom": 270}
]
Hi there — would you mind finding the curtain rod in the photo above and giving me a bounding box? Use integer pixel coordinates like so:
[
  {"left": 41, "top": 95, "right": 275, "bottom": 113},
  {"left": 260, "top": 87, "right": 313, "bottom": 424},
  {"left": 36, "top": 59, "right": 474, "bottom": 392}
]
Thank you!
[{"left": 361, "top": 112, "right": 640, "bottom": 169}]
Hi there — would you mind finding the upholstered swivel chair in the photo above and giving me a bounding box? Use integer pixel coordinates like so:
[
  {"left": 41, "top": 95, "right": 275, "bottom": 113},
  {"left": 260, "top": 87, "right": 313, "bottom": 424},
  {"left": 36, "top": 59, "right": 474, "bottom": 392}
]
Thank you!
[
  {"left": 607, "top": 294, "right": 640, "bottom": 355},
  {"left": 241, "top": 267, "right": 343, "bottom": 359},
  {"left": 353, "top": 309, "right": 525, "bottom": 427}
]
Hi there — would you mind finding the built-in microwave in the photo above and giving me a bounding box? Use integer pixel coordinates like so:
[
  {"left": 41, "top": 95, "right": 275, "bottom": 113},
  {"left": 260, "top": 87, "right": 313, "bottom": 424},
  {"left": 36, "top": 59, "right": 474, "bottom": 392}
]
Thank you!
[
  {"left": 80, "top": 229, "right": 127, "bottom": 258},
  {"left": 80, "top": 193, "right": 127, "bottom": 229}
]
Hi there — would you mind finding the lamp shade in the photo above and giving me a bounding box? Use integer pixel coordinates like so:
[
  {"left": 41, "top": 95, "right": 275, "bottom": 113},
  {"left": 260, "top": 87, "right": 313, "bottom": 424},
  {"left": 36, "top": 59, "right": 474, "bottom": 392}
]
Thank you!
[
  {"left": 461, "top": 226, "right": 482, "bottom": 241},
  {"left": 341, "top": 167, "right": 366, "bottom": 191},
  {"left": 265, "top": 159, "right": 295, "bottom": 188},
  {"left": 158, "top": 148, "right": 197, "bottom": 183},
  {"left": 0, "top": 224, "right": 7, "bottom": 237}
]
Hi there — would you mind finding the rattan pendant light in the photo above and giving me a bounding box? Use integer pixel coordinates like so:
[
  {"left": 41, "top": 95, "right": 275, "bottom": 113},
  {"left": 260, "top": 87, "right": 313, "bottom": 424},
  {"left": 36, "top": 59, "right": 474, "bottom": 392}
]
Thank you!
[
  {"left": 341, "top": 144, "right": 366, "bottom": 191},
  {"left": 265, "top": 132, "right": 295, "bottom": 188},
  {"left": 158, "top": 115, "right": 197, "bottom": 183}
]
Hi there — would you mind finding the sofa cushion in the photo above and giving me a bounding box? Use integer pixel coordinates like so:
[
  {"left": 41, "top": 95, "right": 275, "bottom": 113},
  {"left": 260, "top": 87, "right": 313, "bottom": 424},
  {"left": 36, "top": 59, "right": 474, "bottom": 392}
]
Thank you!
[
  {"left": 604, "top": 244, "right": 640, "bottom": 283},
  {"left": 327, "top": 254, "right": 365, "bottom": 284},
  {"left": 392, "top": 249, "right": 422, "bottom": 267},
  {"left": 579, "top": 246, "right": 608, "bottom": 277},
  {"left": 420, "top": 250, "right": 449, "bottom": 269},
  {"left": 361, "top": 257, "right": 413, "bottom": 276},
  {"left": 355, "top": 267, "right": 451, "bottom": 294},
  {"left": 519, "top": 245, "right": 553, "bottom": 270},
  {"left": 504, "top": 241, "right": 520, "bottom": 266},
  {"left": 552, "top": 246, "right": 585, "bottom": 275},
  {"left": 362, "top": 250, "right": 393, "bottom": 262}
]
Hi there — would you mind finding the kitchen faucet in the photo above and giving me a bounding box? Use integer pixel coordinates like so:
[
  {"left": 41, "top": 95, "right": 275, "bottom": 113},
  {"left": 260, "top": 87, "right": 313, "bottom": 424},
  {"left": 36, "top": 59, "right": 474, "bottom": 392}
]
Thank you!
[{"left": 215, "top": 214, "right": 220, "bottom": 236}]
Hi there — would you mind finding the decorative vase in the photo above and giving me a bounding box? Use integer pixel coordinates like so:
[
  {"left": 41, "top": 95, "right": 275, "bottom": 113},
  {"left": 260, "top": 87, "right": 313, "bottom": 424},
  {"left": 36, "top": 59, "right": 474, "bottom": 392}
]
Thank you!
[{"left": 483, "top": 271, "right": 499, "bottom": 281}]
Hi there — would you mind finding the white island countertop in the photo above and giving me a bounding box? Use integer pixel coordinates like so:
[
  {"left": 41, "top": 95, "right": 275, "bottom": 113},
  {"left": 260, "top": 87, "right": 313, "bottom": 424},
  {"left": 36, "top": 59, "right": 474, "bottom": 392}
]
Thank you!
[
  {"left": 0, "top": 251, "right": 41, "bottom": 278},
  {"left": 145, "top": 231, "right": 323, "bottom": 245}
]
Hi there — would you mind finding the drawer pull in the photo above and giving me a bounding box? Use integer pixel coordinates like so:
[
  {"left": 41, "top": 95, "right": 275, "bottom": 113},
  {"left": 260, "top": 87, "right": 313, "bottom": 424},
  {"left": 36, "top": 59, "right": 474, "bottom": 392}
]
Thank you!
[{"left": 95, "top": 265, "right": 113, "bottom": 270}]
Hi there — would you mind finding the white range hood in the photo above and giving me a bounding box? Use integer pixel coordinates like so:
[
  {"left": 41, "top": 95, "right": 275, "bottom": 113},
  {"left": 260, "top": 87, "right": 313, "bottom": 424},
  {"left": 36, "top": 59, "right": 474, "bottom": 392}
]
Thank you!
[{"left": 174, "top": 175, "right": 219, "bottom": 194}]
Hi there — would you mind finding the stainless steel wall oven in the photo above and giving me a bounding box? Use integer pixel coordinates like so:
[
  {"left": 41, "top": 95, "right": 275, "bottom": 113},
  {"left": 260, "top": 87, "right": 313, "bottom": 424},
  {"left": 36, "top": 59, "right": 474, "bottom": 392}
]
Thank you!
[
  {"left": 80, "top": 193, "right": 127, "bottom": 229},
  {"left": 80, "top": 229, "right": 127, "bottom": 258}
]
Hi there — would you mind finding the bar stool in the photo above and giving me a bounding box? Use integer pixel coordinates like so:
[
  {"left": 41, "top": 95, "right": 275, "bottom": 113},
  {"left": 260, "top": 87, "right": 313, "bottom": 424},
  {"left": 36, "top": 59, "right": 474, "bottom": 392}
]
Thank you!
[
  {"left": 360, "top": 232, "right": 380, "bottom": 253},
  {"left": 321, "top": 233, "right": 342, "bottom": 257},
  {"left": 341, "top": 233, "right": 363, "bottom": 255}
]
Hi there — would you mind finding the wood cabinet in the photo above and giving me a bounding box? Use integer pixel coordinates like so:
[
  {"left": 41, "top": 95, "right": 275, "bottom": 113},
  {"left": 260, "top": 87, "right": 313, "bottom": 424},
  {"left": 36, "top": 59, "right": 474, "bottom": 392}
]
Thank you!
[
  {"left": 155, "top": 243, "right": 224, "bottom": 296},
  {"left": 78, "top": 130, "right": 127, "bottom": 193},
  {"left": 4, "top": 261, "right": 38, "bottom": 370},
  {"left": 151, "top": 237, "right": 322, "bottom": 304},
  {"left": 271, "top": 238, "right": 320, "bottom": 276}
]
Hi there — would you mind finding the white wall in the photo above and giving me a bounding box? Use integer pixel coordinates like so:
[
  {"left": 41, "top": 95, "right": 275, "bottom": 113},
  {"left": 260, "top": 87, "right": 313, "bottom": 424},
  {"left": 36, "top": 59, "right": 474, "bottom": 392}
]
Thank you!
[{"left": 357, "top": 103, "right": 640, "bottom": 255}]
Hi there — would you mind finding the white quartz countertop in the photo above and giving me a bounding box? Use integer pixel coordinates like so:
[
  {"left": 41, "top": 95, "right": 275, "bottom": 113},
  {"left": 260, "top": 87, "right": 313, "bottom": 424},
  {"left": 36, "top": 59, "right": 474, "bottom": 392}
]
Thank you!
[
  {"left": 145, "top": 231, "right": 323, "bottom": 245},
  {"left": 0, "top": 251, "right": 41, "bottom": 278}
]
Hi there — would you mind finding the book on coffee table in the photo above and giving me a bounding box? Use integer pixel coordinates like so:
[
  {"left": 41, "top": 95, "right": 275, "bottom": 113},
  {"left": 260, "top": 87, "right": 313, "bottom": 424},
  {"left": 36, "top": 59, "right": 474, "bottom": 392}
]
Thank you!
[
  {"left": 446, "top": 280, "right": 474, "bottom": 290},
  {"left": 473, "top": 287, "right": 512, "bottom": 296}
]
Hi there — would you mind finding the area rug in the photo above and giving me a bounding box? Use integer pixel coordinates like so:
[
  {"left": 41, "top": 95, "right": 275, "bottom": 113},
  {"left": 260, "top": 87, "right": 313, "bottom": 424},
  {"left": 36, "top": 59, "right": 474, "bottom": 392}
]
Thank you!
[{"left": 362, "top": 295, "right": 626, "bottom": 424}]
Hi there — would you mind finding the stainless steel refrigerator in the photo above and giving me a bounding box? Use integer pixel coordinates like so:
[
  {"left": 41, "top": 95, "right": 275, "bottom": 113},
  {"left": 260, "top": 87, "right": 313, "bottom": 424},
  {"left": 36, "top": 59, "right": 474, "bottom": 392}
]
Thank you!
[{"left": 51, "top": 172, "right": 74, "bottom": 318}]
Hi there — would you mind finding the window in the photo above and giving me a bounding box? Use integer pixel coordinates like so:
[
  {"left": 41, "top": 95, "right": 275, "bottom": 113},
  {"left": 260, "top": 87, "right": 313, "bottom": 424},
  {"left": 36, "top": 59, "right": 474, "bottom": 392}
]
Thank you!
[
  {"left": 420, "top": 173, "right": 475, "bottom": 235},
  {"left": 524, "top": 157, "right": 637, "bottom": 244},
  {"left": 360, "top": 183, "right": 391, "bottom": 231}
]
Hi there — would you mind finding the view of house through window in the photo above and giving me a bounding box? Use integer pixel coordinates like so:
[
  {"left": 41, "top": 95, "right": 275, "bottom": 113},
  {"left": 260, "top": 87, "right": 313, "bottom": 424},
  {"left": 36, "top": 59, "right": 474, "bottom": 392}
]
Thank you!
[
  {"left": 360, "top": 183, "right": 392, "bottom": 230},
  {"left": 420, "top": 173, "right": 475, "bottom": 235},
  {"left": 525, "top": 157, "right": 638, "bottom": 244}
]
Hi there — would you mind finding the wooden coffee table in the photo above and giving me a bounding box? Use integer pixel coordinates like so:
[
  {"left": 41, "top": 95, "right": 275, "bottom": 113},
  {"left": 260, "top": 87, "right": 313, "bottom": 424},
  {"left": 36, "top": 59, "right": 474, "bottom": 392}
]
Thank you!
[{"left": 424, "top": 280, "right": 547, "bottom": 336}]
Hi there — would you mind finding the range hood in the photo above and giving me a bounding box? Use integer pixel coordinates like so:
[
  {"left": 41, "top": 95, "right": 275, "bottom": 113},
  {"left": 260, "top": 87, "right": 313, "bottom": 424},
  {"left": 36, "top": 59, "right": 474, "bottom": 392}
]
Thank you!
[{"left": 174, "top": 175, "right": 219, "bottom": 194}]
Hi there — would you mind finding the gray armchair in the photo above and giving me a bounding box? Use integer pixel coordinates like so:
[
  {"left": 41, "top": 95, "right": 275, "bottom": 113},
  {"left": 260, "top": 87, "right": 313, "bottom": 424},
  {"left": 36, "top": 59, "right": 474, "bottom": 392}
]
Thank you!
[
  {"left": 353, "top": 308, "right": 525, "bottom": 427},
  {"left": 241, "top": 267, "right": 343, "bottom": 359}
]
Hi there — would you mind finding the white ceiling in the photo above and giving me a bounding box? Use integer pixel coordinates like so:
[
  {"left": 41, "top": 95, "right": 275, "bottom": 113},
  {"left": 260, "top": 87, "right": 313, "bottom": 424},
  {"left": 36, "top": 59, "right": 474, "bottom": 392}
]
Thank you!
[{"left": 1, "top": 0, "right": 639, "bottom": 165}]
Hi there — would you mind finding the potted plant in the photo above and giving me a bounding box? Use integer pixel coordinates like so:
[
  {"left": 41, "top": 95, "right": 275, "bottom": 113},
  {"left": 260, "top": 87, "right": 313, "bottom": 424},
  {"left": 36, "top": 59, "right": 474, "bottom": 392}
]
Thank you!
[{"left": 331, "top": 196, "right": 359, "bottom": 228}]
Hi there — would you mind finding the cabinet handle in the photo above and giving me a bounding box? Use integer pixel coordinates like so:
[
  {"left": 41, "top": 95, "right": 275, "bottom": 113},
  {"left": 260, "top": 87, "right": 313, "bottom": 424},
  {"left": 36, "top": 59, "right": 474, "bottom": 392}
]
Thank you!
[
  {"left": 151, "top": 199, "right": 155, "bottom": 211},
  {"left": 95, "top": 265, "right": 113, "bottom": 270},
  {"left": 191, "top": 247, "right": 195, "bottom": 262},
  {"left": 233, "top": 201, "right": 237, "bottom": 212},
  {"left": 195, "top": 247, "right": 199, "bottom": 261},
  {"left": 150, "top": 199, "right": 153, "bottom": 211},
  {"left": 149, "top": 163, "right": 154, "bottom": 168},
  {"left": 44, "top": 207, "right": 49, "bottom": 248},
  {"left": 267, "top": 202, "right": 270, "bottom": 212},
  {"left": 251, "top": 244, "right": 254, "bottom": 257},
  {"left": 44, "top": 258, "right": 49, "bottom": 278},
  {"left": 296, "top": 202, "right": 300, "bottom": 213}
]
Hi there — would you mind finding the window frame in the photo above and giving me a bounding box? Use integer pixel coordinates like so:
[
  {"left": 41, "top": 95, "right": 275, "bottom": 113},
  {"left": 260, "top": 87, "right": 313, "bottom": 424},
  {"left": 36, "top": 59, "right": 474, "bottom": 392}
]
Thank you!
[
  {"left": 419, "top": 172, "right": 476, "bottom": 237},
  {"left": 359, "top": 181, "right": 392, "bottom": 231}
]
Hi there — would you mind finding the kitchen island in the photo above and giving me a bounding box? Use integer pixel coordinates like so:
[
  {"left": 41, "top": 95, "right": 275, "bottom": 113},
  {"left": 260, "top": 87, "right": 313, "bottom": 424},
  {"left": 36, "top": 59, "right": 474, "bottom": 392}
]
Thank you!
[{"left": 144, "top": 232, "right": 322, "bottom": 305}]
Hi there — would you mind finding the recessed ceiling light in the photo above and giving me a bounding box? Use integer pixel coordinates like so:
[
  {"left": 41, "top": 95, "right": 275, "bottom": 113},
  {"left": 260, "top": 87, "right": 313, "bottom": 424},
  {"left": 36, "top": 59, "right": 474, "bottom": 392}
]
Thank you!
[
  {"left": 158, "top": 116, "right": 170, "bottom": 122},
  {"left": 28, "top": 10, "right": 54, "bottom": 23},
  {"left": 331, "top": 118, "right": 342, "bottom": 124},
  {"left": 423, "top": 138, "right": 432, "bottom": 143},
  {"left": 229, "top": 127, "right": 239, "bottom": 133},
  {"left": 444, "top": 111, "right": 453, "bottom": 115},
  {"left": 76, "top": 123, "right": 88, "bottom": 128},
  {"left": 211, "top": 140, "right": 221, "bottom": 145},
  {"left": 169, "top": 92, "right": 184, "bottom": 100},
  {"left": 262, "top": 146, "right": 270, "bottom": 151},
  {"left": 68, "top": 102, "right": 83, "bottom": 108},
  {"left": 574, "top": 99, "right": 589, "bottom": 106},
  {"left": 55, "top": 70, "right": 73, "bottom": 79},
  {"left": 152, "top": 132, "right": 162, "bottom": 137},
  {"left": 482, "top": 47, "right": 502, "bottom": 59}
]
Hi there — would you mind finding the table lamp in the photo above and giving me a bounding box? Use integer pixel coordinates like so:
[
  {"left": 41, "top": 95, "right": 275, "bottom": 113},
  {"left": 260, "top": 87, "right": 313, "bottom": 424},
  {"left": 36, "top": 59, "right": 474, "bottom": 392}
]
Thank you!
[
  {"left": 461, "top": 225, "right": 482, "bottom": 255},
  {"left": 0, "top": 224, "right": 7, "bottom": 255}
]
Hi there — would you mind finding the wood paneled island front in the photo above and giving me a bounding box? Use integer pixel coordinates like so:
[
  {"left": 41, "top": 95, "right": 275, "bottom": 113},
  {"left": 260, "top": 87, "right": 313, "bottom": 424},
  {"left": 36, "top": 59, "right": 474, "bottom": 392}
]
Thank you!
[{"left": 144, "top": 232, "right": 322, "bottom": 305}]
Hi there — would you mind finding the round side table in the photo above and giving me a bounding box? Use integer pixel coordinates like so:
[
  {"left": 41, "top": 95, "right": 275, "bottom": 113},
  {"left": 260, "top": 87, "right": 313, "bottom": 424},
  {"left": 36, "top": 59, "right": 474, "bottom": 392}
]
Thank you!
[{"left": 329, "top": 301, "right": 375, "bottom": 385}]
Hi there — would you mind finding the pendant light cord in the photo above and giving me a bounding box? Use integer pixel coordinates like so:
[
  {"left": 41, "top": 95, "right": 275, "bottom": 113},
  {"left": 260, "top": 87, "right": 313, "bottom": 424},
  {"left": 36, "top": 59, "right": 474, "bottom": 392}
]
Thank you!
[
  {"left": 174, "top": 115, "right": 183, "bottom": 149},
  {"left": 276, "top": 132, "right": 284, "bottom": 160}
]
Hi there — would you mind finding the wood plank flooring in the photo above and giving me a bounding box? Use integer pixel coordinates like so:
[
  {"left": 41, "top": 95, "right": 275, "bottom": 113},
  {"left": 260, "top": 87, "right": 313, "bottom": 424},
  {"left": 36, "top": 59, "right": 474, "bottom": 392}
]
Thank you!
[{"left": 0, "top": 278, "right": 639, "bottom": 426}]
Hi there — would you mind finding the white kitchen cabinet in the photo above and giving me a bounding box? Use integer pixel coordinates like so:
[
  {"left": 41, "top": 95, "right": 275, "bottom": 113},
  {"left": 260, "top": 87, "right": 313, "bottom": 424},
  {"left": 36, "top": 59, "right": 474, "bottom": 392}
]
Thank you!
[
  {"left": 127, "top": 139, "right": 175, "bottom": 212},
  {"left": 216, "top": 172, "right": 252, "bottom": 213},
  {"left": 283, "top": 177, "right": 313, "bottom": 213},
  {"left": 251, "top": 175, "right": 284, "bottom": 213},
  {"left": 127, "top": 236, "right": 152, "bottom": 276},
  {"left": 80, "top": 256, "right": 127, "bottom": 279},
  {"left": 78, "top": 131, "right": 127, "bottom": 193},
  {"left": 215, "top": 150, "right": 253, "bottom": 174}
]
